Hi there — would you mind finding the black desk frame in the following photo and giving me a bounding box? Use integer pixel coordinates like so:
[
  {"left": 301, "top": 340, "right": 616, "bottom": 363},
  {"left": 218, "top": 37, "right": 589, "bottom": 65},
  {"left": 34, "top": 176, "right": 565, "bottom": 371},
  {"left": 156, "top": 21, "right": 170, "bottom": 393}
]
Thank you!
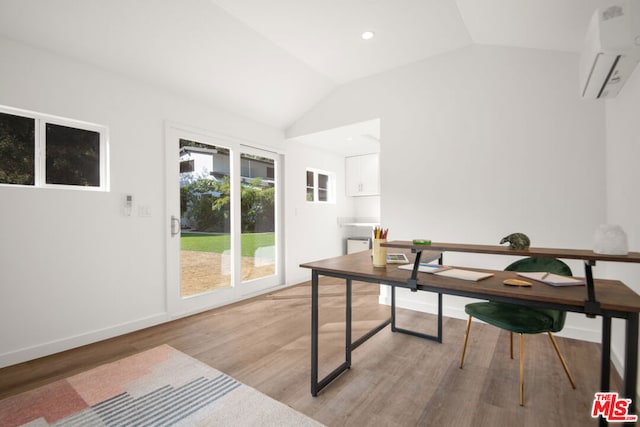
[
  {"left": 310, "top": 269, "right": 437, "bottom": 396},
  {"left": 308, "top": 248, "right": 640, "bottom": 427}
]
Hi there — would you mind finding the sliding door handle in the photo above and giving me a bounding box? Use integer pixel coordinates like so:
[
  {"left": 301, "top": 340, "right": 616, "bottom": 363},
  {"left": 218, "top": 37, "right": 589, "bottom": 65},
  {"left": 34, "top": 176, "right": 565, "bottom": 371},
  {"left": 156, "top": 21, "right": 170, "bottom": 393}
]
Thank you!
[{"left": 170, "top": 215, "right": 181, "bottom": 236}]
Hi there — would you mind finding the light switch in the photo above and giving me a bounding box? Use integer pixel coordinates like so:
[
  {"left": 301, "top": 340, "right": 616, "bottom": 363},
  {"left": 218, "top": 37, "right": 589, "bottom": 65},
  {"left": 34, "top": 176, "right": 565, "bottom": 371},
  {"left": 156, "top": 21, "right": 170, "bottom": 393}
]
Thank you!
[{"left": 138, "top": 205, "right": 152, "bottom": 217}]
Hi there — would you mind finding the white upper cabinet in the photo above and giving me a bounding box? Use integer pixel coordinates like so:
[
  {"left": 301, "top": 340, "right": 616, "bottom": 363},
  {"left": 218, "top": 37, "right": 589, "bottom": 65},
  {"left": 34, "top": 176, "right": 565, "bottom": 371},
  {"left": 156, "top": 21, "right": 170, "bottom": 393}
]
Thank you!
[{"left": 345, "top": 153, "right": 379, "bottom": 196}]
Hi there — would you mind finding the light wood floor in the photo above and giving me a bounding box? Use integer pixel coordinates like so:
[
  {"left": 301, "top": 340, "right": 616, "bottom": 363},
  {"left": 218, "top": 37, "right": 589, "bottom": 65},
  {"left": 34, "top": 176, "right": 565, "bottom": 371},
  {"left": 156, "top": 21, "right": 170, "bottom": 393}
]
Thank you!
[{"left": 0, "top": 278, "right": 621, "bottom": 426}]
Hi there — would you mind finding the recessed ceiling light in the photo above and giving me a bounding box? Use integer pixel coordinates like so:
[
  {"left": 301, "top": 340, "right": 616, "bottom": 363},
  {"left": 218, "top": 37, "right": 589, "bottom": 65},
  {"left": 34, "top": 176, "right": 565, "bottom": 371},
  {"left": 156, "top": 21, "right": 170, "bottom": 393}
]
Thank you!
[{"left": 361, "top": 31, "right": 375, "bottom": 40}]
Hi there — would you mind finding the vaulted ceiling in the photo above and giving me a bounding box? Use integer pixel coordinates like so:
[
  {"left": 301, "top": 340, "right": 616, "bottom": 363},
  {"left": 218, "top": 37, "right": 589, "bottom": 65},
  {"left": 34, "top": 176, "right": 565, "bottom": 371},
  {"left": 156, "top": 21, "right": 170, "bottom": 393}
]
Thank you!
[{"left": 0, "top": 0, "right": 612, "bottom": 129}]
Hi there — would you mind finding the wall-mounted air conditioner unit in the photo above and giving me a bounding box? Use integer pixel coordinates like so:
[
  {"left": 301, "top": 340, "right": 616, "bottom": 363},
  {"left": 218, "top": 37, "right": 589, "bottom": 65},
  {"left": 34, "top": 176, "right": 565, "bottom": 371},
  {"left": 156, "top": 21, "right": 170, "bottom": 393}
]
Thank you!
[{"left": 580, "top": 0, "right": 640, "bottom": 99}]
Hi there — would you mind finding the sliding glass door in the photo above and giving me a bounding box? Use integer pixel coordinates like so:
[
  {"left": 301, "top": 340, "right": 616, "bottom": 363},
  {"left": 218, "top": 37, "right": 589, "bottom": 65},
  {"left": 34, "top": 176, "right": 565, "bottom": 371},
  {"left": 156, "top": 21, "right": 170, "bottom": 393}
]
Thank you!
[
  {"left": 239, "top": 150, "right": 278, "bottom": 287},
  {"left": 166, "top": 125, "right": 282, "bottom": 315}
]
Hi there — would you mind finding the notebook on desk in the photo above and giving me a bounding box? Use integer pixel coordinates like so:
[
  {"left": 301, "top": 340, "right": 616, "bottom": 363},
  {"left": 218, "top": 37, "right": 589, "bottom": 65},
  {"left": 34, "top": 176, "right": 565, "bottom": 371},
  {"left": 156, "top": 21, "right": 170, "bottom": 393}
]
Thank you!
[
  {"left": 398, "top": 264, "right": 493, "bottom": 281},
  {"left": 398, "top": 263, "right": 450, "bottom": 273},
  {"left": 434, "top": 268, "right": 493, "bottom": 281},
  {"left": 517, "top": 272, "right": 585, "bottom": 286}
]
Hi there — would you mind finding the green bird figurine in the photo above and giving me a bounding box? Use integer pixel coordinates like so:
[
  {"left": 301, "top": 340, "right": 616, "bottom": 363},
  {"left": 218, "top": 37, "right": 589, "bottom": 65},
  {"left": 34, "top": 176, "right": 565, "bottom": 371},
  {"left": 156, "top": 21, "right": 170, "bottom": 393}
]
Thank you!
[{"left": 500, "top": 233, "right": 530, "bottom": 250}]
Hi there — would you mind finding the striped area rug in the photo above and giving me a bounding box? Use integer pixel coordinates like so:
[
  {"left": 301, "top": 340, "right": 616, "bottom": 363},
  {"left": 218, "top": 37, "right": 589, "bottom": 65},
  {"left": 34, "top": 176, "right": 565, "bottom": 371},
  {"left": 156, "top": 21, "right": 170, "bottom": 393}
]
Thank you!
[{"left": 0, "top": 345, "right": 323, "bottom": 426}]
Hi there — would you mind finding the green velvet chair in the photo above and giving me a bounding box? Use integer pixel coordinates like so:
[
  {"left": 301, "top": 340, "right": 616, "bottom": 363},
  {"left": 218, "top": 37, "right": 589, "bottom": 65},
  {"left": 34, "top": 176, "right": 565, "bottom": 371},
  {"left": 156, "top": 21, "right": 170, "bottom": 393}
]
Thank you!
[{"left": 459, "top": 257, "right": 577, "bottom": 406}]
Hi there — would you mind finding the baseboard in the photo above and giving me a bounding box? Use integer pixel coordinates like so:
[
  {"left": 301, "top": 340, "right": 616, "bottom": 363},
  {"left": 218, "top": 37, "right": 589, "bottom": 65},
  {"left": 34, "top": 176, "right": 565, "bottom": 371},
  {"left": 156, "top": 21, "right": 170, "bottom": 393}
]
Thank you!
[
  {"left": 1, "top": 281, "right": 302, "bottom": 369},
  {"left": 0, "top": 313, "right": 169, "bottom": 369}
]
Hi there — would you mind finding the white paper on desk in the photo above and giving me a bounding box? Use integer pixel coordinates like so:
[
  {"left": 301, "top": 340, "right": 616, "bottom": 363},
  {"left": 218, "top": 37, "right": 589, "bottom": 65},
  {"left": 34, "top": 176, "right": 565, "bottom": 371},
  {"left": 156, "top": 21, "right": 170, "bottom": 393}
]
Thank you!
[
  {"left": 517, "top": 272, "right": 585, "bottom": 287},
  {"left": 434, "top": 268, "right": 493, "bottom": 281},
  {"left": 398, "top": 263, "right": 451, "bottom": 273}
]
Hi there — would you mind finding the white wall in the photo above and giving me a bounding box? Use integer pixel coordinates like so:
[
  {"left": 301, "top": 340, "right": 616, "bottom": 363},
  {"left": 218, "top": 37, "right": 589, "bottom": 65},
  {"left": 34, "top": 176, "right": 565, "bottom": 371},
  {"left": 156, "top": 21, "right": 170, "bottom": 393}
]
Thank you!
[
  {"left": 288, "top": 44, "right": 608, "bottom": 341},
  {"left": 284, "top": 141, "right": 353, "bottom": 284},
  {"left": 0, "top": 37, "right": 285, "bottom": 367},
  {"left": 604, "top": 67, "right": 640, "bottom": 385},
  {"left": 2, "top": 29, "right": 635, "bottom": 384},
  {"left": 353, "top": 196, "right": 380, "bottom": 221}
]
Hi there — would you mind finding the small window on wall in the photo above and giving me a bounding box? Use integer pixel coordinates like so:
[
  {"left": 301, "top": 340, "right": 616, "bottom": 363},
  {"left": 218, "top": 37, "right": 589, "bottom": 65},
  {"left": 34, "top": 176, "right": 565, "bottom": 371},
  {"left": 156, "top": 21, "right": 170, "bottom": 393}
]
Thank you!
[
  {"left": 0, "top": 105, "right": 108, "bottom": 190},
  {"left": 45, "top": 123, "right": 101, "bottom": 187},
  {"left": 306, "top": 168, "right": 334, "bottom": 203},
  {"left": 0, "top": 112, "right": 35, "bottom": 185}
]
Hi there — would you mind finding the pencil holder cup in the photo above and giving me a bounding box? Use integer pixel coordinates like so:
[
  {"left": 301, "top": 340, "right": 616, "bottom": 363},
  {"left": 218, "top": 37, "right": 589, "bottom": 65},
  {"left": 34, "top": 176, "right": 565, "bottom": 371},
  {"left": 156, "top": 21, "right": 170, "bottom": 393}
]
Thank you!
[{"left": 372, "top": 239, "right": 387, "bottom": 268}]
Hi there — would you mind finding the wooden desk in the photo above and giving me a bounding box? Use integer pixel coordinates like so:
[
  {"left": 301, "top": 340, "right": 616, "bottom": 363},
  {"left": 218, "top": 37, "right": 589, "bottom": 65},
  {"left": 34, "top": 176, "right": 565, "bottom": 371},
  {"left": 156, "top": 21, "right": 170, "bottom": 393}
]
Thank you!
[{"left": 300, "top": 242, "right": 640, "bottom": 425}]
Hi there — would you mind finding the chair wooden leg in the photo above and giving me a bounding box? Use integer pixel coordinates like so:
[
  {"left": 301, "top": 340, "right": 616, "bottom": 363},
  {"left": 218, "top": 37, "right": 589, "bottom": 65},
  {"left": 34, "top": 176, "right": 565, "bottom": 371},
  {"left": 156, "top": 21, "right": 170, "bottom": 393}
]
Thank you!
[
  {"left": 519, "top": 333, "right": 524, "bottom": 406},
  {"left": 460, "top": 315, "right": 472, "bottom": 368},
  {"left": 547, "top": 332, "right": 577, "bottom": 389}
]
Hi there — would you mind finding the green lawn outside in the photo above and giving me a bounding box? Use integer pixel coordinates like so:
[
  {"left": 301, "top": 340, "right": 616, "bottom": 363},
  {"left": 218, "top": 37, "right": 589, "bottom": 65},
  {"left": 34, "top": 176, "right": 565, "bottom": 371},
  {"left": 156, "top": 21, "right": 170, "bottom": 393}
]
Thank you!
[{"left": 181, "top": 232, "right": 275, "bottom": 257}]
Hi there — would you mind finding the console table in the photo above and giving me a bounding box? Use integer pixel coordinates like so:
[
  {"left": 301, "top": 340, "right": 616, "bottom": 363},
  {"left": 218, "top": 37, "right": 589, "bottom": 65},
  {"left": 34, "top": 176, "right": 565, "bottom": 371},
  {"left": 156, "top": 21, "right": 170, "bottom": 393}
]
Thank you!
[{"left": 300, "top": 241, "right": 640, "bottom": 426}]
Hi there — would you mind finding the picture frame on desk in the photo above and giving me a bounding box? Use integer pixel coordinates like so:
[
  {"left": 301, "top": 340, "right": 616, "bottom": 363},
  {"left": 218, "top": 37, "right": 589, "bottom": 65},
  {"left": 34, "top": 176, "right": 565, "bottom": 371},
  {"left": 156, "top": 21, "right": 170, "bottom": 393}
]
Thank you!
[{"left": 386, "top": 253, "right": 409, "bottom": 263}]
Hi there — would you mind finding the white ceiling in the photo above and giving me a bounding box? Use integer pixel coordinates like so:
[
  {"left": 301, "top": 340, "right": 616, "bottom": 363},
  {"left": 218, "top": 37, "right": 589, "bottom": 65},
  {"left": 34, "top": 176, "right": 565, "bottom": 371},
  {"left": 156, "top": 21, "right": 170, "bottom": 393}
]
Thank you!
[
  {"left": 290, "top": 119, "right": 381, "bottom": 157},
  {"left": 0, "top": 0, "right": 611, "bottom": 136},
  {"left": 211, "top": 0, "right": 472, "bottom": 84}
]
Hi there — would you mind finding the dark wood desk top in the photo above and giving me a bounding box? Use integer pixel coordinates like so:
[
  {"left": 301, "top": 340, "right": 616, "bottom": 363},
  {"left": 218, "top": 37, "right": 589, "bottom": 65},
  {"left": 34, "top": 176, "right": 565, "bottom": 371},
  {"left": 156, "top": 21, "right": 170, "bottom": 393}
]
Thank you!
[
  {"left": 300, "top": 250, "right": 640, "bottom": 314},
  {"left": 381, "top": 240, "right": 640, "bottom": 263}
]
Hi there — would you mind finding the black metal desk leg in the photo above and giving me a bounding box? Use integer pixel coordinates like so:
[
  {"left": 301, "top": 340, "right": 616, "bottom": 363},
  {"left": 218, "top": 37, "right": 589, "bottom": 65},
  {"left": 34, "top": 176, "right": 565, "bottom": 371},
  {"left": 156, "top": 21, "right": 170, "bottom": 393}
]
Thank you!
[
  {"left": 624, "top": 312, "right": 639, "bottom": 424},
  {"left": 599, "top": 315, "right": 612, "bottom": 427},
  {"left": 390, "top": 286, "right": 443, "bottom": 343},
  {"left": 437, "top": 292, "right": 443, "bottom": 342},
  {"left": 391, "top": 285, "right": 397, "bottom": 332},
  {"left": 310, "top": 274, "right": 363, "bottom": 396},
  {"left": 346, "top": 278, "right": 352, "bottom": 367},
  {"left": 311, "top": 270, "right": 319, "bottom": 396},
  {"left": 601, "top": 315, "right": 612, "bottom": 393}
]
